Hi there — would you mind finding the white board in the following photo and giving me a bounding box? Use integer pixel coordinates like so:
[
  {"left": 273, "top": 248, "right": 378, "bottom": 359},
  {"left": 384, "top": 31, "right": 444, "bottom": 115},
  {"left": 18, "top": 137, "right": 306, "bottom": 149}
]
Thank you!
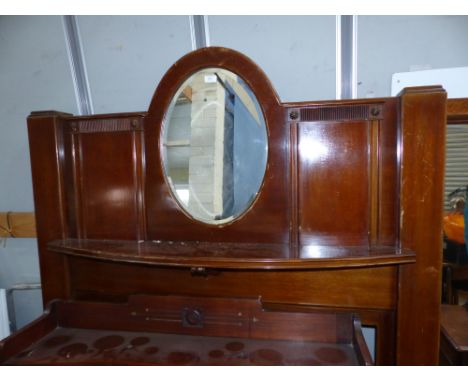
[{"left": 391, "top": 66, "right": 468, "bottom": 98}]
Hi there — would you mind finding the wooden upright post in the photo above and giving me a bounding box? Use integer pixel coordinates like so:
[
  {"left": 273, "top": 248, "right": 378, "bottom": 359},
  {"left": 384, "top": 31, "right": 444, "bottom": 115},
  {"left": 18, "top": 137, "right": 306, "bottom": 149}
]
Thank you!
[
  {"left": 397, "top": 86, "right": 447, "bottom": 365},
  {"left": 27, "top": 111, "right": 71, "bottom": 306}
]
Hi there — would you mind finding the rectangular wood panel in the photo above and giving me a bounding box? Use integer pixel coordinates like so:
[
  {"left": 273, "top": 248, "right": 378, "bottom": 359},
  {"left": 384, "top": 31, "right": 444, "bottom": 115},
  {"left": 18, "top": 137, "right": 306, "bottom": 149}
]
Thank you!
[
  {"left": 71, "top": 129, "right": 144, "bottom": 240},
  {"left": 68, "top": 257, "right": 398, "bottom": 310},
  {"left": 297, "top": 121, "right": 371, "bottom": 246}
]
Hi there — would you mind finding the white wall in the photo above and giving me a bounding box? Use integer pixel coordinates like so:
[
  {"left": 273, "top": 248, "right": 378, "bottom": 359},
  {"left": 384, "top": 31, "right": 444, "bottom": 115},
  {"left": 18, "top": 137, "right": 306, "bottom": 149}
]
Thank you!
[
  {"left": 78, "top": 16, "right": 192, "bottom": 113},
  {"left": 357, "top": 16, "right": 468, "bottom": 98},
  {"left": 209, "top": 15, "right": 336, "bottom": 102},
  {"left": 0, "top": 15, "right": 79, "bottom": 330},
  {"left": 0, "top": 16, "right": 77, "bottom": 211}
]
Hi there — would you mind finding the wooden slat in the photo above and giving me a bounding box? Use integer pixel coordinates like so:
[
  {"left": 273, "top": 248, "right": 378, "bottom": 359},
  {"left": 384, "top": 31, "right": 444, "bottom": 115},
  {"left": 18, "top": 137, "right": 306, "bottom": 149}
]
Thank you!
[
  {"left": 447, "top": 98, "right": 468, "bottom": 123},
  {"left": 0, "top": 212, "right": 36, "bottom": 238},
  {"left": 369, "top": 120, "right": 381, "bottom": 246}
]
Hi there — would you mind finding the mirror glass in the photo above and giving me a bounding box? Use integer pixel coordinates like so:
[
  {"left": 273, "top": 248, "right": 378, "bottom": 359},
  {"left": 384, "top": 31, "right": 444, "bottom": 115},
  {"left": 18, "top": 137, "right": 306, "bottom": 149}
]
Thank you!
[
  {"left": 443, "top": 124, "right": 468, "bottom": 264},
  {"left": 162, "top": 68, "right": 268, "bottom": 225}
]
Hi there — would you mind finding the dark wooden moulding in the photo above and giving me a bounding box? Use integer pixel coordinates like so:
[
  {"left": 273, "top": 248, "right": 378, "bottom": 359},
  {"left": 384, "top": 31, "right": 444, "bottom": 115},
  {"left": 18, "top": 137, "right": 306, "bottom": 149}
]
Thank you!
[{"left": 0, "top": 47, "right": 448, "bottom": 365}]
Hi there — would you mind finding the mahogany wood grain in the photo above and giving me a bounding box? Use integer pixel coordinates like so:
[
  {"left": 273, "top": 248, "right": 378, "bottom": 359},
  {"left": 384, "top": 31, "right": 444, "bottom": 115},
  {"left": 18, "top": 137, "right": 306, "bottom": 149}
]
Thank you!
[
  {"left": 66, "top": 256, "right": 399, "bottom": 310},
  {"left": 27, "top": 112, "right": 72, "bottom": 304},
  {"left": 48, "top": 238, "right": 414, "bottom": 270},
  {"left": 286, "top": 98, "right": 400, "bottom": 247},
  {"left": 261, "top": 302, "right": 395, "bottom": 365},
  {"left": 144, "top": 47, "right": 290, "bottom": 244},
  {"left": 70, "top": 128, "right": 144, "bottom": 240},
  {"left": 369, "top": 120, "right": 380, "bottom": 246},
  {"left": 376, "top": 98, "right": 399, "bottom": 246},
  {"left": 440, "top": 304, "right": 468, "bottom": 352},
  {"left": 396, "top": 86, "right": 447, "bottom": 365},
  {"left": 0, "top": 303, "right": 57, "bottom": 361},
  {"left": 440, "top": 304, "right": 468, "bottom": 365},
  {"left": 0, "top": 296, "right": 372, "bottom": 366},
  {"left": 20, "top": 48, "right": 448, "bottom": 365},
  {"left": 298, "top": 120, "right": 371, "bottom": 246},
  {"left": 289, "top": 122, "right": 299, "bottom": 247}
]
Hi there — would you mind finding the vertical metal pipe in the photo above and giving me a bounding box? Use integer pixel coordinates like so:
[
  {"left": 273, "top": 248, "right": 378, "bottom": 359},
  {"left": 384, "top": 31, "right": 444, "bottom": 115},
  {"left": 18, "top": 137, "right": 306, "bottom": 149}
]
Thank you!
[
  {"left": 336, "top": 15, "right": 342, "bottom": 100},
  {"left": 337, "top": 15, "right": 358, "bottom": 99},
  {"left": 62, "top": 15, "right": 94, "bottom": 115},
  {"left": 189, "top": 15, "right": 210, "bottom": 50}
]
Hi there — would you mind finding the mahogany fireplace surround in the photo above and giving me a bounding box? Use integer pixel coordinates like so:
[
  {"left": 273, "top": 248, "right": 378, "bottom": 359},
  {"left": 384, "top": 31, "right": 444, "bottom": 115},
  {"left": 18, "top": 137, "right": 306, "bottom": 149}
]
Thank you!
[{"left": 0, "top": 47, "right": 447, "bottom": 365}]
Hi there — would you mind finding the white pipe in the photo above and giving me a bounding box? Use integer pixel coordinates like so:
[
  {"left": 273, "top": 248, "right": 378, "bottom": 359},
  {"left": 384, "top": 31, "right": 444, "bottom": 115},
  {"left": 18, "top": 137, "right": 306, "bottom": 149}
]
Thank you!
[
  {"left": 0, "top": 289, "right": 10, "bottom": 340},
  {"left": 335, "top": 15, "right": 341, "bottom": 100}
]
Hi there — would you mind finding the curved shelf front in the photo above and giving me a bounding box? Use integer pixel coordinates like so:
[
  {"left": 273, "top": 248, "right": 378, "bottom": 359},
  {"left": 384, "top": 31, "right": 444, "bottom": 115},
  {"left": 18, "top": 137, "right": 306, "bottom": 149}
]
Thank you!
[{"left": 48, "top": 239, "right": 416, "bottom": 270}]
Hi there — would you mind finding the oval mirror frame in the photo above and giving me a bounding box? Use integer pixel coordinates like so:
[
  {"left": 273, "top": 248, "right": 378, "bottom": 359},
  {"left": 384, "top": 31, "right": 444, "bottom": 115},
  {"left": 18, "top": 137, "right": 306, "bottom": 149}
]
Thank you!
[
  {"left": 160, "top": 67, "right": 268, "bottom": 225},
  {"left": 145, "top": 47, "right": 288, "bottom": 243}
]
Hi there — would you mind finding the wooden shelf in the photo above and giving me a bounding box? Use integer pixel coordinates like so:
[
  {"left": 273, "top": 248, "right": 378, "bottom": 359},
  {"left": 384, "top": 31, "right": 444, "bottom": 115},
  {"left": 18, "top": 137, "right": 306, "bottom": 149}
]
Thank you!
[{"left": 48, "top": 239, "right": 415, "bottom": 270}]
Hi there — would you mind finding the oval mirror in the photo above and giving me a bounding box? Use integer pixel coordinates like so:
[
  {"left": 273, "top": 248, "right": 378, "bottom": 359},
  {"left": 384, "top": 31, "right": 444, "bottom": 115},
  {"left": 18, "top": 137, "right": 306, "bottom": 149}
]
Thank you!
[{"left": 161, "top": 68, "right": 268, "bottom": 225}]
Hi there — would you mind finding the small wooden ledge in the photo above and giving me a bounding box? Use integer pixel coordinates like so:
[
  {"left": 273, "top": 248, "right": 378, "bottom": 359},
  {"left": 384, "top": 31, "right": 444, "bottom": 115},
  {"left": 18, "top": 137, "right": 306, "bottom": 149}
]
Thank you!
[{"left": 48, "top": 239, "right": 415, "bottom": 270}]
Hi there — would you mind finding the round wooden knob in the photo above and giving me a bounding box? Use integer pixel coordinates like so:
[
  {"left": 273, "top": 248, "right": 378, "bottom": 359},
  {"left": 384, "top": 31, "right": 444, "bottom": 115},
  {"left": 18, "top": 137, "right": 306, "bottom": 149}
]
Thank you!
[{"left": 182, "top": 308, "right": 204, "bottom": 327}]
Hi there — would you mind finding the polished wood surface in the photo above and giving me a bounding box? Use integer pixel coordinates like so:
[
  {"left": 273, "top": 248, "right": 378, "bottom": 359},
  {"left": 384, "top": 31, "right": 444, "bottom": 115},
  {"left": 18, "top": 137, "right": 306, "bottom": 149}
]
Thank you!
[
  {"left": 145, "top": 47, "right": 289, "bottom": 244},
  {"left": 396, "top": 86, "right": 447, "bottom": 365},
  {"left": 5, "top": 47, "right": 448, "bottom": 365},
  {"left": 441, "top": 304, "right": 468, "bottom": 352},
  {"left": 48, "top": 239, "right": 415, "bottom": 270},
  {"left": 263, "top": 302, "right": 395, "bottom": 365},
  {"left": 298, "top": 120, "right": 370, "bottom": 246},
  {"left": 440, "top": 304, "right": 468, "bottom": 365},
  {"left": 27, "top": 111, "right": 72, "bottom": 303},
  {"left": 0, "top": 296, "right": 372, "bottom": 366},
  {"left": 70, "top": 123, "right": 145, "bottom": 240},
  {"left": 67, "top": 257, "right": 399, "bottom": 310}
]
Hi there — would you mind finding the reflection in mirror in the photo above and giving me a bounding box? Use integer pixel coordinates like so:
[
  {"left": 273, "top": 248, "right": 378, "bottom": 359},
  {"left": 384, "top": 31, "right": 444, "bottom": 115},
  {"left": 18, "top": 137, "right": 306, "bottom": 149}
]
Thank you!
[
  {"left": 444, "top": 124, "right": 468, "bottom": 212},
  {"left": 443, "top": 124, "right": 468, "bottom": 264},
  {"left": 162, "top": 68, "right": 268, "bottom": 225}
]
